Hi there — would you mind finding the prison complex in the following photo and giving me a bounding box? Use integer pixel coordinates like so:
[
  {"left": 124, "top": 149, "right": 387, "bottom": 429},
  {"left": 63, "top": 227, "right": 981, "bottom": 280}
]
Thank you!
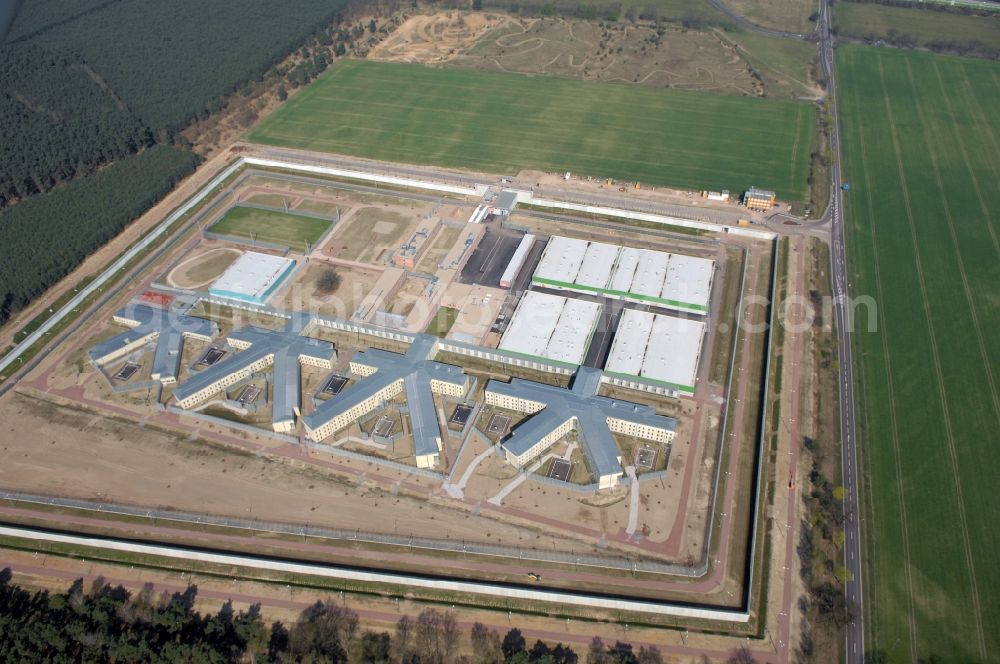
[
  {"left": 88, "top": 303, "right": 218, "bottom": 385},
  {"left": 487, "top": 367, "right": 677, "bottom": 489},
  {"left": 303, "top": 335, "right": 467, "bottom": 468},
  {"left": 531, "top": 236, "right": 714, "bottom": 314}
]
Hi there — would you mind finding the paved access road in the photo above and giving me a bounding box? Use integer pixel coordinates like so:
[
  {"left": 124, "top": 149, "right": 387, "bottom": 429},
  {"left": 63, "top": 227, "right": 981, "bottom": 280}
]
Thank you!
[{"left": 816, "top": 0, "right": 865, "bottom": 661}]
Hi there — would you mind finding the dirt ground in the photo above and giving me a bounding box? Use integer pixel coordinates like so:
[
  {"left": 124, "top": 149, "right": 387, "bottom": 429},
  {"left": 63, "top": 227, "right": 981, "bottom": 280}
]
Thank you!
[
  {"left": 166, "top": 247, "right": 241, "bottom": 289},
  {"left": 330, "top": 207, "right": 425, "bottom": 265},
  {"left": 0, "top": 390, "right": 574, "bottom": 550},
  {"left": 416, "top": 225, "right": 464, "bottom": 274},
  {"left": 369, "top": 11, "right": 506, "bottom": 63},
  {"left": 440, "top": 282, "right": 507, "bottom": 344},
  {"left": 372, "top": 13, "right": 763, "bottom": 97},
  {"left": 275, "top": 261, "right": 383, "bottom": 321}
]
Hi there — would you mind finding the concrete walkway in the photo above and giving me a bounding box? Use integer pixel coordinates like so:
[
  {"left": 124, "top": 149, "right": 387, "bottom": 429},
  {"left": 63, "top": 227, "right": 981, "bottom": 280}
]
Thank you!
[
  {"left": 443, "top": 443, "right": 496, "bottom": 500},
  {"left": 487, "top": 441, "right": 579, "bottom": 506},
  {"left": 625, "top": 466, "right": 640, "bottom": 537}
]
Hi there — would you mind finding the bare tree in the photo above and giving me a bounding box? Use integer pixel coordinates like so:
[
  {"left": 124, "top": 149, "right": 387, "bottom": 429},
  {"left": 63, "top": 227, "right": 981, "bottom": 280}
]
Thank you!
[
  {"left": 470, "top": 622, "right": 504, "bottom": 664},
  {"left": 316, "top": 268, "right": 342, "bottom": 293},
  {"left": 393, "top": 614, "right": 414, "bottom": 664}
]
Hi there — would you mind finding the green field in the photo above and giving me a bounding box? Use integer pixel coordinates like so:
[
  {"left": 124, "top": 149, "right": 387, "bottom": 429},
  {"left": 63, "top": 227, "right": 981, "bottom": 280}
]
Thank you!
[
  {"left": 834, "top": 3, "right": 1000, "bottom": 51},
  {"left": 208, "top": 206, "right": 331, "bottom": 252},
  {"left": 424, "top": 306, "right": 460, "bottom": 338},
  {"left": 247, "top": 60, "right": 814, "bottom": 199},
  {"left": 838, "top": 45, "right": 1000, "bottom": 662}
]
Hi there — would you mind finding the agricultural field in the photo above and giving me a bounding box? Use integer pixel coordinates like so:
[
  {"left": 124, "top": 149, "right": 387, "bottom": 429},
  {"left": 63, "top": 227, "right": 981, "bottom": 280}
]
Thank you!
[
  {"left": 834, "top": 2, "right": 1000, "bottom": 55},
  {"left": 248, "top": 59, "right": 814, "bottom": 198},
  {"left": 208, "top": 206, "right": 332, "bottom": 252},
  {"left": 838, "top": 45, "right": 1000, "bottom": 662}
]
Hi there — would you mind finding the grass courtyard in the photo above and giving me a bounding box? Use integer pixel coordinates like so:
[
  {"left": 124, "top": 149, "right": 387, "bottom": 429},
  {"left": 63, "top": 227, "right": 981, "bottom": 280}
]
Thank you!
[
  {"left": 838, "top": 45, "right": 1000, "bottom": 662},
  {"left": 247, "top": 59, "right": 814, "bottom": 199},
  {"left": 208, "top": 205, "right": 332, "bottom": 252}
]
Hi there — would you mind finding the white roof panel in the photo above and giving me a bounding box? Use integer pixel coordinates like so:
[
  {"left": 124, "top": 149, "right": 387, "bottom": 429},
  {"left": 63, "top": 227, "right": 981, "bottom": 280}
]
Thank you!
[
  {"left": 608, "top": 247, "right": 641, "bottom": 294},
  {"left": 661, "top": 253, "right": 715, "bottom": 310},
  {"left": 544, "top": 297, "right": 602, "bottom": 364},
  {"left": 630, "top": 250, "right": 670, "bottom": 299},
  {"left": 499, "top": 290, "right": 600, "bottom": 365},
  {"left": 604, "top": 309, "right": 653, "bottom": 376},
  {"left": 498, "top": 291, "right": 563, "bottom": 358},
  {"left": 575, "top": 243, "right": 619, "bottom": 291},
  {"left": 533, "top": 236, "right": 588, "bottom": 285},
  {"left": 641, "top": 314, "right": 706, "bottom": 390}
]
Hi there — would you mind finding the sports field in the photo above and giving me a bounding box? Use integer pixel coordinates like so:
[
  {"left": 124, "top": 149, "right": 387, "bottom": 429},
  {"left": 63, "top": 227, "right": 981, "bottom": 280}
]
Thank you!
[
  {"left": 208, "top": 206, "right": 331, "bottom": 252},
  {"left": 838, "top": 45, "right": 1000, "bottom": 662},
  {"left": 247, "top": 60, "right": 814, "bottom": 199}
]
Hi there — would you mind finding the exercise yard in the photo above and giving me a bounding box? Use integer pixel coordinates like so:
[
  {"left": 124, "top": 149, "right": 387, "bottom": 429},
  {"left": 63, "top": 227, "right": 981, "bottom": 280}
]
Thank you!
[
  {"left": 208, "top": 205, "right": 332, "bottom": 252},
  {"left": 247, "top": 59, "right": 814, "bottom": 199}
]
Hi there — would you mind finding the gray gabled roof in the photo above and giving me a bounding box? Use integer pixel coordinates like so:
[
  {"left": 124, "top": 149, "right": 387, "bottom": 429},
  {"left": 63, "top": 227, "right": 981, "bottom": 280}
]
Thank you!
[
  {"left": 493, "top": 191, "right": 518, "bottom": 212},
  {"left": 490, "top": 366, "right": 676, "bottom": 479},
  {"left": 89, "top": 303, "right": 218, "bottom": 382},
  {"left": 174, "top": 322, "right": 333, "bottom": 427},
  {"left": 304, "top": 334, "right": 465, "bottom": 458}
]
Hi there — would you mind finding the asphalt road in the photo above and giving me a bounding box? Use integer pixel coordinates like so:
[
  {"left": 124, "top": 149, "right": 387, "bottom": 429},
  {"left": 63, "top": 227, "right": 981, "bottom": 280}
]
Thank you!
[{"left": 816, "top": 1, "right": 866, "bottom": 660}]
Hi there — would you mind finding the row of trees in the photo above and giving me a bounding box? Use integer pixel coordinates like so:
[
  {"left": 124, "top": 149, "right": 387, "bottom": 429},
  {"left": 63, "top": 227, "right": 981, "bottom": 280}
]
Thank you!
[
  {"left": 796, "top": 436, "right": 852, "bottom": 661},
  {"left": 474, "top": 0, "right": 724, "bottom": 26},
  {"left": 0, "top": 146, "right": 200, "bottom": 326},
  {"left": 0, "top": 568, "right": 667, "bottom": 663}
]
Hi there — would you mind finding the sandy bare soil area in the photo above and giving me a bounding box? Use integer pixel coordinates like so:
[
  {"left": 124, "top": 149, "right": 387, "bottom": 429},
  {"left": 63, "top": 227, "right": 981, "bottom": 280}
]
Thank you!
[
  {"left": 372, "top": 13, "right": 762, "bottom": 96},
  {"left": 0, "top": 390, "right": 577, "bottom": 551}
]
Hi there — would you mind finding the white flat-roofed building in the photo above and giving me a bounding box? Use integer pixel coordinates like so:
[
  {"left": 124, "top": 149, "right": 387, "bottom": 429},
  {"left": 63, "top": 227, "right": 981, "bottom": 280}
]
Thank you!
[
  {"left": 602, "top": 308, "right": 653, "bottom": 376},
  {"left": 498, "top": 291, "right": 601, "bottom": 366},
  {"left": 498, "top": 291, "right": 562, "bottom": 359},
  {"left": 532, "top": 237, "right": 714, "bottom": 314},
  {"left": 544, "top": 298, "right": 603, "bottom": 364},
  {"left": 575, "top": 242, "right": 619, "bottom": 292},
  {"left": 208, "top": 251, "right": 296, "bottom": 305},
  {"left": 532, "top": 236, "right": 587, "bottom": 288},
  {"left": 604, "top": 309, "right": 705, "bottom": 396},
  {"left": 661, "top": 254, "right": 714, "bottom": 313},
  {"left": 499, "top": 233, "right": 536, "bottom": 289}
]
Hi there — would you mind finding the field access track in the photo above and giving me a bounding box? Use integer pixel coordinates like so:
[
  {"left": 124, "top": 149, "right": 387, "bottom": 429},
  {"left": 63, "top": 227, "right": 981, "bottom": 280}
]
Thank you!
[
  {"left": 247, "top": 60, "right": 813, "bottom": 199},
  {"left": 838, "top": 45, "right": 1000, "bottom": 662}
]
